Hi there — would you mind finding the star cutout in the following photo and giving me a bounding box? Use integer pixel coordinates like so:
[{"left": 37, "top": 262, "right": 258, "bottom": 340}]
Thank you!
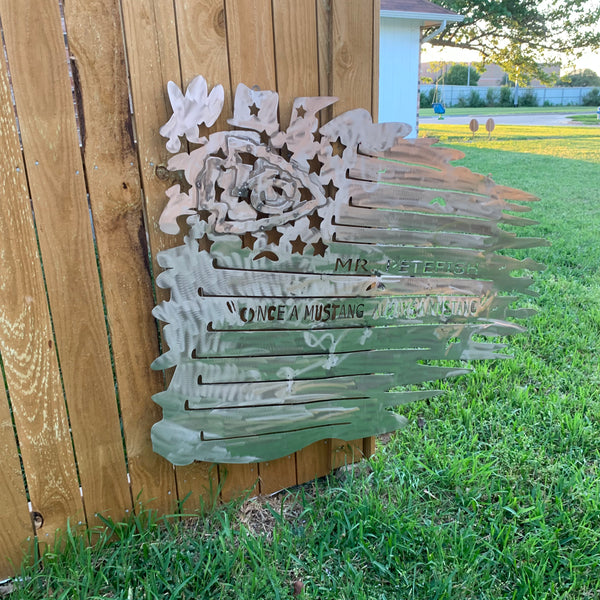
[
  {"left": 240, "top": 231, "right": 257, "bottom": 250},
  {"left": 266, "top": 227, "right": 283, "bottom": 245},
  {"left": 198, "top": 209, "right": 211, "bottom": 222},
  {"left": 249, "top": 102, "right": 260, "bottom": 117},
  {"left": 331, "top": 136, "right": 346, "bottom": 158},
  {"left": 214, "top": 147, "right": 227, "bottom": 160},
  {"left": 280, "top": 143, "right": 293, "bottom": 162},
  {"left": 326, "top": 180, "right": 339, "bottom": 200},
  {"left": 214, "top": 181, "right": 224, "bottom": 202},
  {"left": 239, "top": 152, "right": 258, "bottom": 167},
  {"left": 299, "top": 187, "right": 312, "bottom": 202},
  {"left": 308, "top": 211, "right": 324, "bottom": 230},
  {"left": 290, "top": 235, "right": 307, "bottom": 255},
  {"left": 312, "top": 130, "right": 322, "bottom": 143},
  {"left": 259, "top": 130, "right": 270, "bottom": 146},
  {"left": 296, "top": 105, "right": 307, "bottom": 118},
  {"left": 197, "top": 233, "right": 214, "bottom": 253},
  {"left": 312, "top": 238, "right": 328, "bottom": 257},
  {"left": 307, "top": 154, "right": 322, "bottom": 175}
]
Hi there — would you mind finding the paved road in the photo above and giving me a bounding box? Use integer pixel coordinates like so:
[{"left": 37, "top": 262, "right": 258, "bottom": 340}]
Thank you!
[{"left": 420, "top": 112, "right": 597, "bottom": 126}]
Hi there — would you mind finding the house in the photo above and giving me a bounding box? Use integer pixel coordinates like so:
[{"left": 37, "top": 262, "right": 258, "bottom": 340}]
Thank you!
[{"left": 379, "top": 0, "right": 463, "bottom": 136}]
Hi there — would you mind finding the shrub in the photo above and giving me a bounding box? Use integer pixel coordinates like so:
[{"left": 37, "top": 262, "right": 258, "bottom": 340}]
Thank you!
[
  {"left": 499, "top": 86, "right": 514, "bottom": 107},
  {"left": 420, "top": 88, "right": 436, "bottom": 109},
  {"left": 486, "top": 88, "right": 498, "bottom": 107},
  {"left": 582, "top": 87, "right": 600, "bottom": 106},
  {"left": 468, "top": 90, "right": 486, "bottom": 107},
  {"left": 518, "top": 89, "right": 538, "bottom": 107}
]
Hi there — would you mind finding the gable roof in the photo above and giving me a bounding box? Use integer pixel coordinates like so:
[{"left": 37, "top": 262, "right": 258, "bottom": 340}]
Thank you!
[{"left": 381, "top": 0, "right": 463, "bottom": 25}]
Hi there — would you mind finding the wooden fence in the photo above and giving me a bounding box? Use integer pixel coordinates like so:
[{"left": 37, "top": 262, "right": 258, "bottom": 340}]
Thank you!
[{"left": 0, "top": 0, "right": 380, "bottom": 577}]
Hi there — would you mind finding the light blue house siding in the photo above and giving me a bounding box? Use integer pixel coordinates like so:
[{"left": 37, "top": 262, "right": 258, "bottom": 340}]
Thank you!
[
  {"left": 378, "top": 1, "right": 463, "bottom": 137},
  {"left": 379, "top": 17, "right": 421, "bottom": 137}
]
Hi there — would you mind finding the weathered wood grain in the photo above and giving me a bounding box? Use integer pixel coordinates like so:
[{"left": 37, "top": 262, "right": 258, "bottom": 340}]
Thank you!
[
  {"left": 0, "top": 41, "right": 84, "bottom": 539},
  {"left": 63, "top": 0, "right": 179, "bottom": 517},
  {"left": 325, "top": 0, "right": 377, "bottom": 467},
  {"left": 1, "top": 0, "right": 134, "bottom": 528},
  {"left": 221, "top": 0, "right": 283, "bottom": 495},
  {"left": 175, "top": 0, "right": 232, "bottom": 134},
  {"left": 274, "top": 0, "right": 333, "bottom": 481},
  {"left": 119, "top": 0, "right": 184, "bottom": 510},
  {"left": 171, "top": 0, "right": 231, "bottom": 511},
  {"left": 219, "top": 463, "right": 259, "bottom": 503},
  {"left": 0, "top": 385, "right": 34, "bottom": 578}
]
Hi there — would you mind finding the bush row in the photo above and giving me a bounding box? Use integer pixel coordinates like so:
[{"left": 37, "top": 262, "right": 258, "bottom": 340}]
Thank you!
[{"left": 420, "top": 87, "right": 600, "bottom": 109}]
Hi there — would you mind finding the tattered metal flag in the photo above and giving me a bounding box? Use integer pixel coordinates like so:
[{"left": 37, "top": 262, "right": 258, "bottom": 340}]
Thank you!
[{"left": 150, "top": 75, "right": 547, "bottom": 465}]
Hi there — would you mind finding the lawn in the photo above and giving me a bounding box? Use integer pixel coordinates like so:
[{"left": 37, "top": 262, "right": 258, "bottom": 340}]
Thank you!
[
  {"left": 419, "top": 106, "right": 594, "bottom": 118},
  {"left": 5, "top": 126, "right": 600, "bottom": 599}
]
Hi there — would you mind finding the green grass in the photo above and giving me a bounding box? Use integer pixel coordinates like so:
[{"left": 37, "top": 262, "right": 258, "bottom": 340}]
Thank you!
[
  {"left": 7, "top": 126, "right": 600, "bottom": 599},
  {"left": 569, "top": 114, "right": 600, "bottom": 125},
  {"left": 419, "top": 106, "right": 594, "bottom": 118}
]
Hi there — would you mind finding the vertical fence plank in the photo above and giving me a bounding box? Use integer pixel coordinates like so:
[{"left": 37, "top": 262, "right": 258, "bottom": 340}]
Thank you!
[
  {"left": 175, "top": 0, "right": 232, "bottom": 132},
  {"left": 224, "top": 0, "right": 296, "bottom": 497},
  {"left": 330, "top": 0, "right": 374, "bottom": 114},
  {"left": 0, "top": 46, "right": 84, "bottom": 540},
  {"left": 219, "top": 464, "right": 259, "bottom": 504},
  {"left": 272, "top": 0, "right": 332, "bottom": 484},
  {"left": 225, "top": 0, "right": 276, "bottom": 89},
  {"left": 63, "top": 0, "right": 181, "bottom": 519},
  {"left": 0, "top": 385, "right": 34, "bottom": 578},
  {"left": 363, "top": 0, "right": 379, "bottom": 460},
  {"left": 171, "top": 0, "right": 230, "bottom": 512},
  {"left": 118, "top": 0, "right": 184, "bottom": 511},
  {"left": 319, "top": 0, "right": 377, "bottom": 469},
  {"left": 272, "top": 0, "right": 319, "bottom": 136},
  {"left": 0, "top": 0, "right": 132, "bottom": 529}
]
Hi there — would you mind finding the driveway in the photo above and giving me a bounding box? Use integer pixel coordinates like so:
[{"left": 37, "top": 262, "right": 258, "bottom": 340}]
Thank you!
[{"left": 419, "top": 112, "right": 596, "bottom": 126}]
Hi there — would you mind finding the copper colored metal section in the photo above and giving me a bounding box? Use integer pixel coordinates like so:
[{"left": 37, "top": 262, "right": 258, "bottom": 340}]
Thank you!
[{"left": 152, "top": 76, "right": 547, "bottom": 465}]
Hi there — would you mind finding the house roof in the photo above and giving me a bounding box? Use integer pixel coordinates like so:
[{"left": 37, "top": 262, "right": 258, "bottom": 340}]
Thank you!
[{"left": 381, "top": 0, "right": 463, "bottom": 25}]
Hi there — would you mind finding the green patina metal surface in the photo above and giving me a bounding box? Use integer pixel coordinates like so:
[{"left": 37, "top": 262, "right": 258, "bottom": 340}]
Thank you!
[{"left": 150, "top": 76, "right": 547, "bottom": 465}]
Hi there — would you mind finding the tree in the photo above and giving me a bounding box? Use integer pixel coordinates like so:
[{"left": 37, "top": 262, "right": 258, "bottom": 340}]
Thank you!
[
  {"left": 439, "top": 63, "right": 481, "bottom": 85},
  {"left": 427, "top": 0, "right": 600, "bottom": 85},
  {"left": 558, "top": 68, "right": 600, "bottom": 87}
]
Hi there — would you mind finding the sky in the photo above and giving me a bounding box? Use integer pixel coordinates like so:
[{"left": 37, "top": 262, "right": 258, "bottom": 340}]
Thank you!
[{"left": 421, "top": 44, "right": 600, "bottom": 76}]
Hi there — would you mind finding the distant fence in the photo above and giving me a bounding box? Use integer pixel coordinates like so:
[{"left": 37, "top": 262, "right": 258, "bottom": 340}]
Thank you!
[
  {"left": 421, "top": 84, "right": 596, "bottom": 107},
  {"left": 0, "top": 0, "right": 379, "bottom": 578}
]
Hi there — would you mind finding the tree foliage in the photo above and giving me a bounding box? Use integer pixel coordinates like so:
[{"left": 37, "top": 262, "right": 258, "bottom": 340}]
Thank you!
[
  {"left": 439, "top": 64, "right": 481, "bottom": 85},
  {"left": 428, "top": 0, "right": 600, "bottom": 84},
  {"left": 558, "top": 68, "right": 600, "bottom": 87}
]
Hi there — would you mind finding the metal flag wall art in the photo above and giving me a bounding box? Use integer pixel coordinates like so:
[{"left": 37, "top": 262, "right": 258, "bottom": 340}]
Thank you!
[{"left": 151, "top": 75, "right": 547, "bottom": 465}]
